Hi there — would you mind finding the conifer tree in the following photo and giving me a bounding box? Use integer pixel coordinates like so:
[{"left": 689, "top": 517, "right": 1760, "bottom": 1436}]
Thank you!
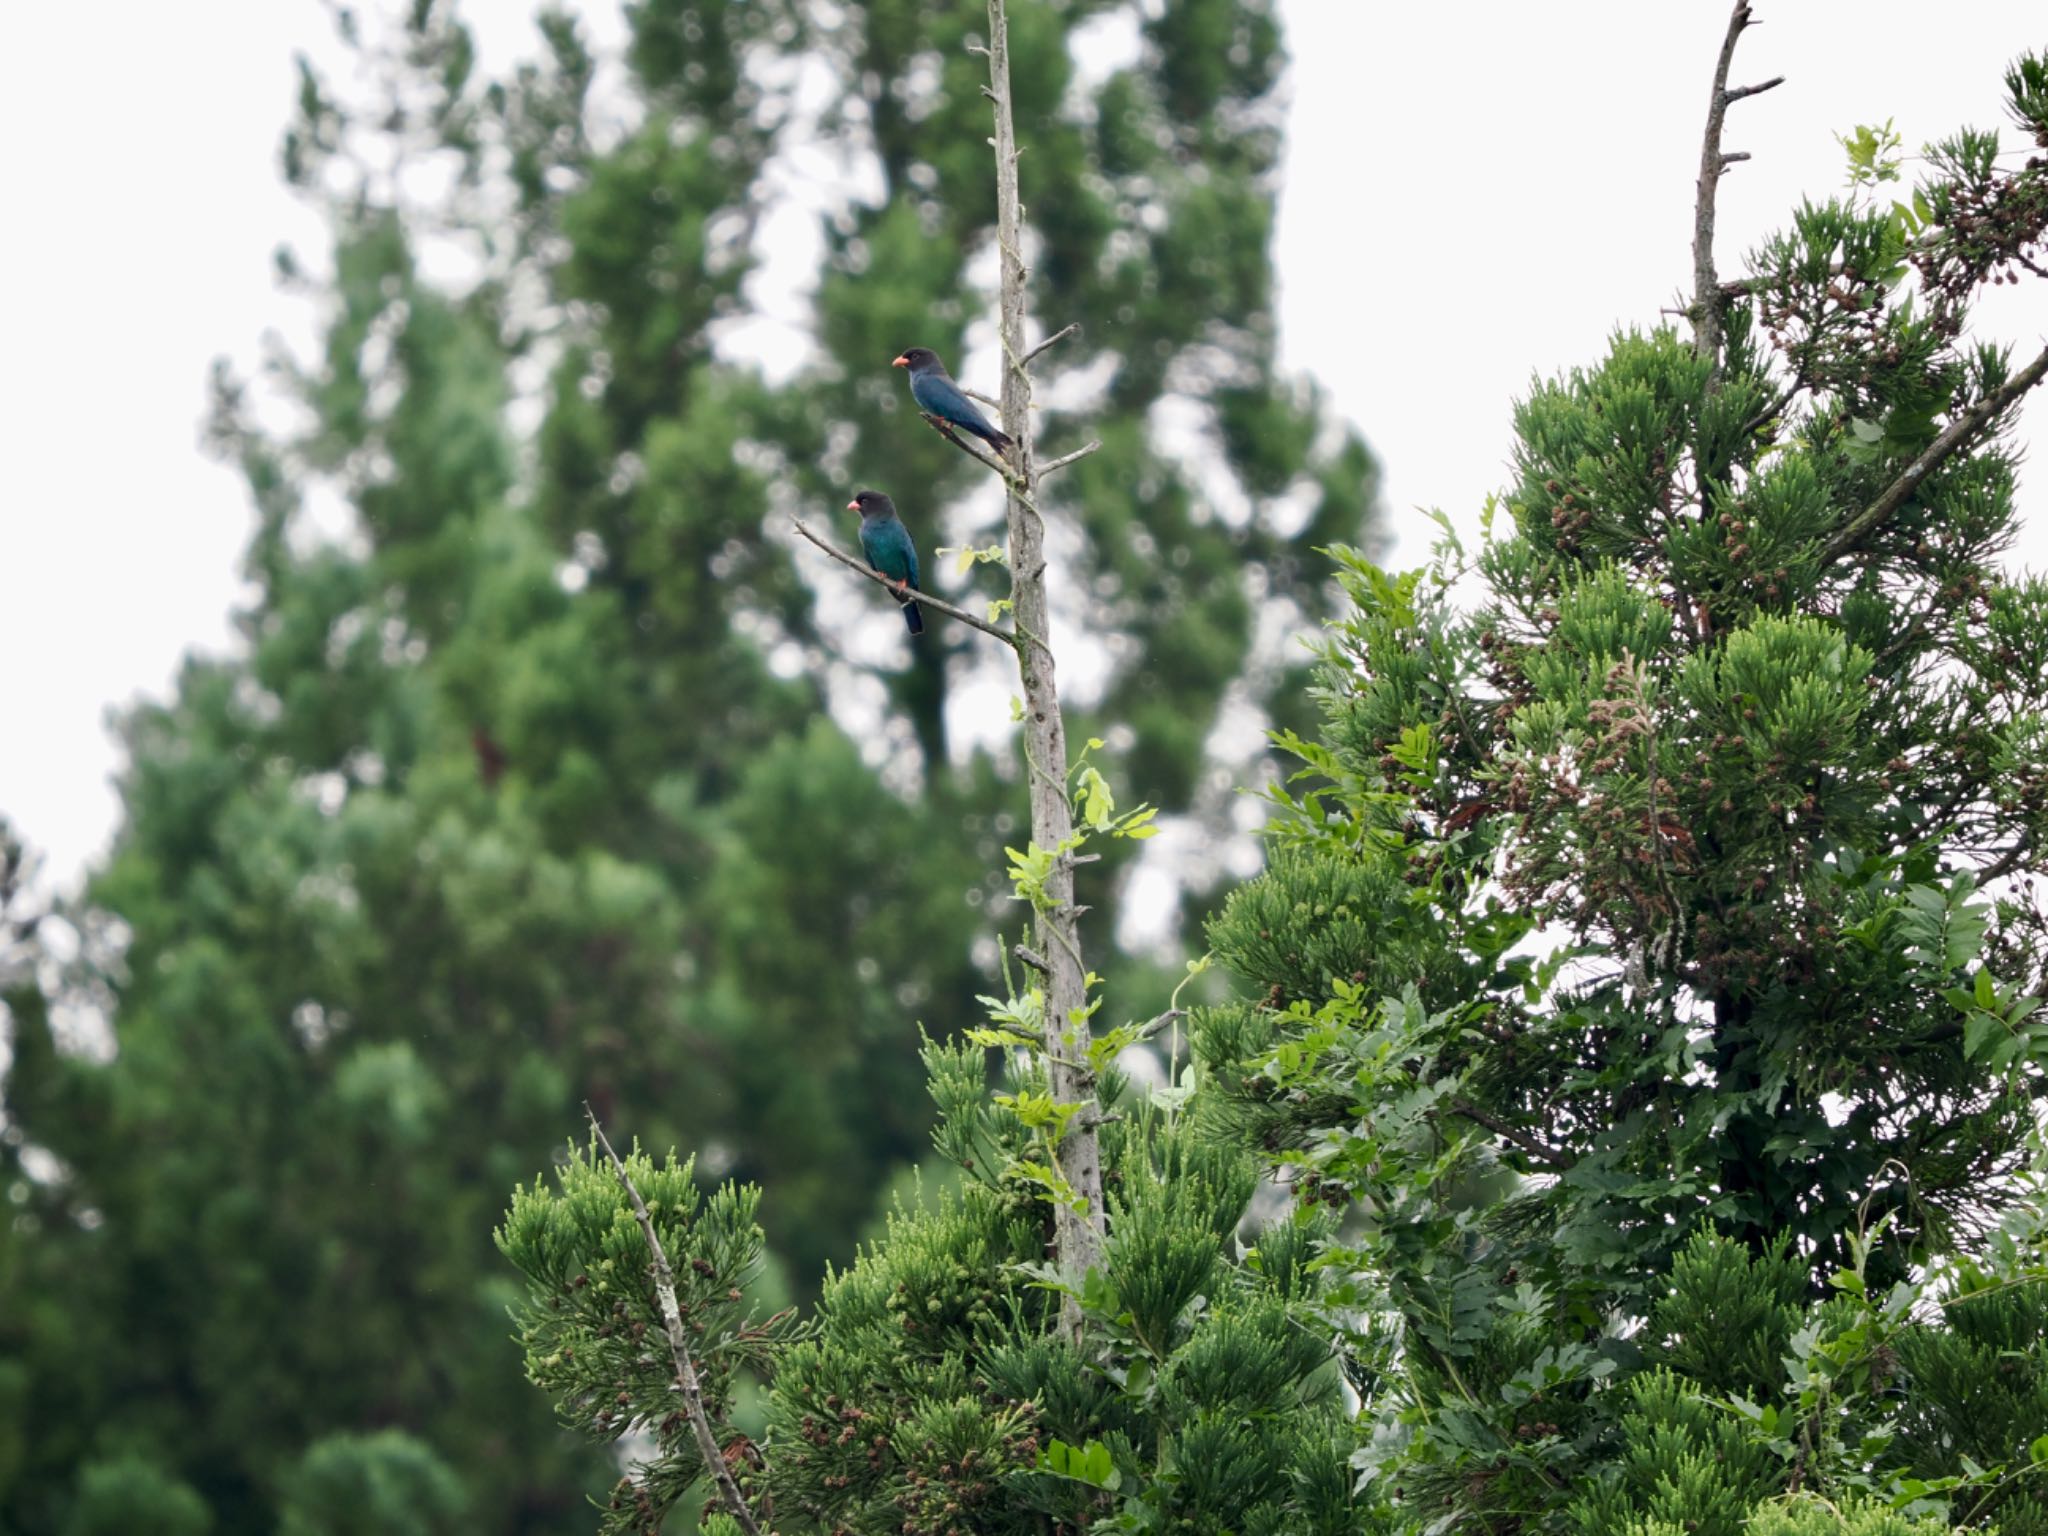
[
  {"left": 0, "top": 3, "right": 1375, "bottom": 1535},
  {"left": 1194, "top": 8, "right": 2048, "bottom": 1532},
  {"left": 497, "top": 3, "right": 1370, "bottom": 1532}
]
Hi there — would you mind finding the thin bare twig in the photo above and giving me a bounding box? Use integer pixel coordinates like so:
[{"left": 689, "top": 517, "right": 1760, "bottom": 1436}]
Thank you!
[
  {"left": 1821, "top": 339, "right": 2048, "bottom": 562},
  {"left": 919, "top": 412, "right": 1013, "bottom": 478},
  {"left": 918, "top": 413, "right": 1068, "bottom": 562},
  {"left": 1979, "top": 831, "right": 2038, "bottom": 886},
  {"left": 790, "top": 517, "right": 1019, "bottom": 648},
  {"left": 584, "top": 1108, "right": 764, "bottom": 1536},
  {"left": 963, "top": 385, "right": 1037, "bottom": 413},
  {"left": 1448, "top": 1099, "right": 1571, "bottom": 1170},
  {"left": 1039, "top": 440, "right": 1102, "bottom": 478},
  {"left": 1022, "top": 322, "right": 1081, "bottom": 367},
  {"left": 1131, "top": 1009, "right": 1185, "bottom": 1045},
  {"left": 1013, "top": 943, "right": 1051, "bottom": 974},
  {"left": 1692, "top": 1, "right": 1781, "bottom": 372},
  {"left": 1739, "top": 382, "right": 1798, "bottom": 438}
]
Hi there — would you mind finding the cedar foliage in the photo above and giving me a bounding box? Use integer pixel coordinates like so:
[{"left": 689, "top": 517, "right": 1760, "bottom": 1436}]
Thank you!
[{"left": 1193, "top": 36, "right": 2048, "bottom": 1536}]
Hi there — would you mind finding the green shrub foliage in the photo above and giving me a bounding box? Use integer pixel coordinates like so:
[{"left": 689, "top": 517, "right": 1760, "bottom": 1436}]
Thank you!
[
  {"left": 503, "top": 1041, "right": 1368, "bottom": 1532},
  {"left": 1192, "top": 45, "right": 2048, "bottom": 1536}
]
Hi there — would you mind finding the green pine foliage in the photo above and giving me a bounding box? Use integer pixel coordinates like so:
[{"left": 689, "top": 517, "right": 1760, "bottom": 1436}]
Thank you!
[
  {"left": 498, "top": 1041, "right": 1369, "bottom": 1532},
  {"left": 1193, "top": 42, "right": 2048, "bottom": 1536},
  {"left": 1891, "top": 1264, "right": 2048, "bottom": 1536},
  {"left": 1570, "top": 1368, "right": 1784, "bottom": 1536},
  {"left": 496, "top": 1144, "right": 796, "bottom": 1535},
  {"left": 1641, "top": 1230, "right": 1808, "bottom": 1403},
  {"left": 1749, "top": 1502, "right": 1955, "bottom": 1536},
  {"left": 0, "top": 2, "right": 1378, "bottom": 1533},
  {"left": 275, "top": 1431, "right": 470, "bottom": 1536},
  {"left": 58, "top": 1456, "right": 214, "bottom": 1536}
]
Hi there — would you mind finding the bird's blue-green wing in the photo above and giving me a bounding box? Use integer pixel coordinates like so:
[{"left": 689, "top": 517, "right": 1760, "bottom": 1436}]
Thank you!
[
  {"left": 910, "top": 370, "right": 999, "bottom": 440},
  {"left": 858, "top": 517, "right": 918, "bottom": 586}
]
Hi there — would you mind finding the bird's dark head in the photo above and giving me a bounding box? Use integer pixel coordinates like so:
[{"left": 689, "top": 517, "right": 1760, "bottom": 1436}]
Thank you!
[
  {"left": 892, "top": 347, "right": 941, "bottom": 372},
  {"left": 847, "top": 489, "right": 894, "bottom": 518}
]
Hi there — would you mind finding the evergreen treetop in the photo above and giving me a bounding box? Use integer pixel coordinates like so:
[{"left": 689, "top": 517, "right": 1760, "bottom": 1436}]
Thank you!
[
  {"left": 1193, "top": 11, "right": 2048, "bottom": 1532},
  {"left": 507, "top": 10, "right": 2048, "bottom": 1535}
]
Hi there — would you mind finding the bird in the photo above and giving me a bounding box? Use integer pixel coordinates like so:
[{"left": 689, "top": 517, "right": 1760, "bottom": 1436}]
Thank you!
[
  {"left": 893, "top": 347, "right": 1013, "bottom": 454},
  {"left": 848, "top": 489, "right": 924, "bottom": 635}
]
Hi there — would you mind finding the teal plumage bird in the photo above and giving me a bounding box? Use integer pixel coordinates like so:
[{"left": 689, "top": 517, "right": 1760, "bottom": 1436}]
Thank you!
[
  {"left": 893, "top": 347, "right": 1013, "bottom": 454},
  {"left": 849, "top": 489, "right": 924, "bottom": 635}
]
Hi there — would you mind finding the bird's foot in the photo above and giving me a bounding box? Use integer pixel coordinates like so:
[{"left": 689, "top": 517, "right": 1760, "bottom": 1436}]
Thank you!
[{"left": 921, "top": 413, "right": 967, "bottom": 448}]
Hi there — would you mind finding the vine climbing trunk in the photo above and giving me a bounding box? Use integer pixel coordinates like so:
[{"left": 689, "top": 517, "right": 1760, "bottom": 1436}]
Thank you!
[{"left": 983, "top": 0, "right": 1108, "bottom": 1328}]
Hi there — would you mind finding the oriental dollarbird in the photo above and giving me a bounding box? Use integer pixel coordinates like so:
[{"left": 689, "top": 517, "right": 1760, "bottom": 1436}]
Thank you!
[
  {"left": 848, "top": 489, "right": 924, "bottom": 635},
  {"left": 893, "top": 346, "right": 1013, "bottom": 454}
]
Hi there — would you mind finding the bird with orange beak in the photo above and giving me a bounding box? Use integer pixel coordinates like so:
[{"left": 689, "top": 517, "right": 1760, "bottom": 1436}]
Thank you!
[
  {"left": 893, "top": 346, "right": 1013, "bottom": 454},
  {"left": 847, "top": 489, "right": 923, "bottom": 635}
]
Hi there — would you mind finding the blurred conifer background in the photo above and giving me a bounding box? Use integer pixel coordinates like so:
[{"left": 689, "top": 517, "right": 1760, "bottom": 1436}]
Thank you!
[{"left": 0, "top": 4, "right": 1379, "bottom": 1530}]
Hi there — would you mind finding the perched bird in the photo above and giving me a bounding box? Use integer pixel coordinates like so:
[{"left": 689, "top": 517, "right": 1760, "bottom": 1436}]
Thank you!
[
  {"left": 848, "top": 489, "right": 924, "bottom": 635},
  {"left": 893, "top": 346, "right": 1013, "bottom": 454}
]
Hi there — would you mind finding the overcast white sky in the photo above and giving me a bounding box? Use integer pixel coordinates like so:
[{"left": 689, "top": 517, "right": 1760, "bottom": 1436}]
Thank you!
[{"left": 2, "top": 3, "right": 2045, "bottom": 889}]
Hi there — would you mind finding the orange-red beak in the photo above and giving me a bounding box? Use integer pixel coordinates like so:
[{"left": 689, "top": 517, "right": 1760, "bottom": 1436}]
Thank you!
[
  {"left": 891, "top": 354, "right": 909, "bottom": 368},
  {"left": 846, "top": 498, "right": 860, "bottom": 512}
]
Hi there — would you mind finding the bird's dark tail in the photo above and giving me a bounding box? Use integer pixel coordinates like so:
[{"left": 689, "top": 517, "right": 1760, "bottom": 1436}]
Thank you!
[
  {"left": 977, "top": 423, "right": 1014, "bottom": 453},
  {"left": 903, "top": 597, "right": 924, "bottom": 635}
]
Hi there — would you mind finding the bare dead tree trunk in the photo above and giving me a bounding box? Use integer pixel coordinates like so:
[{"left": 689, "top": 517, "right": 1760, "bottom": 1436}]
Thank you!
[
  {"left": 790, "top": 0, "right": 1113, "bottom": 1344},
  {"left": 983, "top": 0, "right": 1108, "bottom": 1333},
  {"left": 1691, "top": 1, "right": 1782, "bottom": 373}
]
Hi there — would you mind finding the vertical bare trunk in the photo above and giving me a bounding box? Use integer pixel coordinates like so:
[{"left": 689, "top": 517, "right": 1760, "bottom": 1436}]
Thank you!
[
  {"left": 1690, "top": 2, "right": 1780, "bottom": 372},
  {"left": 984, "top": 0, "right": 1107, "bottom": 1324}
]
